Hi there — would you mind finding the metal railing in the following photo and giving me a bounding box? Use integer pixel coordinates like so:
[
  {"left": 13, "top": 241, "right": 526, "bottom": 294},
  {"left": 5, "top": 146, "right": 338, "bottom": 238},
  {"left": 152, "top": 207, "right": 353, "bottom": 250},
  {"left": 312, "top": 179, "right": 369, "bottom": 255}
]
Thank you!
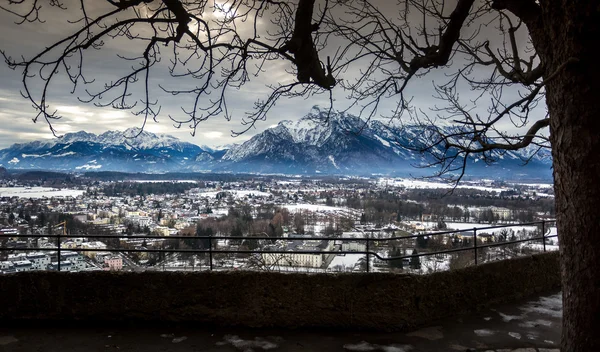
[{"left": 0, "top": 220, "right": 558, "bottom": 273}]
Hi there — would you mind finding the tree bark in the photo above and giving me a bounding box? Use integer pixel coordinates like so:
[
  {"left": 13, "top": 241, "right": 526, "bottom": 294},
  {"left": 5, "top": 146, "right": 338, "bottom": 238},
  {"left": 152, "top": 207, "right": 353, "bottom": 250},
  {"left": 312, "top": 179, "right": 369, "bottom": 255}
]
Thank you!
[{"left": 542, "top": 1, "right": 600, "bottom": 350}]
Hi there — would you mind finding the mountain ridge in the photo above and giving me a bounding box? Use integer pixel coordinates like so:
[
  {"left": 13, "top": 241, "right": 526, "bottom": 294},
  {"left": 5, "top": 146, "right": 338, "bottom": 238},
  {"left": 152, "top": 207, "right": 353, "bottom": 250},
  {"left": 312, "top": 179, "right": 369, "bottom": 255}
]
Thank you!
[{"left": 0, "top": 109, "right": 553, "bottom": 179}]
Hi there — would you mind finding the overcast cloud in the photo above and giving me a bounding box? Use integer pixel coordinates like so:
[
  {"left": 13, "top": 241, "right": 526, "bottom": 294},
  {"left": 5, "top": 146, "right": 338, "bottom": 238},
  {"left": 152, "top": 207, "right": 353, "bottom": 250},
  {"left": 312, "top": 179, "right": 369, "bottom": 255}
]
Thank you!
[{"left": 0, "top": 0, "right": 546, "bottom": 149}]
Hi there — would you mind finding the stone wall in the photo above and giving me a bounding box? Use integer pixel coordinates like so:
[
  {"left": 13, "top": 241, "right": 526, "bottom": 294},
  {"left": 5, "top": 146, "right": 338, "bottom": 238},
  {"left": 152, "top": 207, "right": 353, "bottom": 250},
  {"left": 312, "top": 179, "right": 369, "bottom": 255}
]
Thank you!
[{"left": 0, "top": 252, "right": 560, "bottom": 331}]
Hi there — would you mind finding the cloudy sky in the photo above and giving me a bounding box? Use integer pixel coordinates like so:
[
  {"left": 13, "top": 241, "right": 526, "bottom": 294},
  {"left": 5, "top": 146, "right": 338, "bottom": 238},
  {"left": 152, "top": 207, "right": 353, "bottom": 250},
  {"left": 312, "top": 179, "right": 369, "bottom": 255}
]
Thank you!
[{"left": 0, "top": 0, "right": 545, "bottom": 149}]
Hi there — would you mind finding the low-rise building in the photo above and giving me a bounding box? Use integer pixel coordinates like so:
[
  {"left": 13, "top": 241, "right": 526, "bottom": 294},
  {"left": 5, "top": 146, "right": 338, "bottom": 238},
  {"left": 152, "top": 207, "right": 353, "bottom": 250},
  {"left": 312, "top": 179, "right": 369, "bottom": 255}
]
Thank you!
[
  {"left": 80, "top": 241, "right": 107, "bottom": 258},
  {"left": 13, "top": 260, "right": 32, "bottom": 272},
  {"left": 262, "top": 240, "right": 333, "bottom": 268},
  {"left": 104, "top": 256, "right": 123, "bottom": 271},
  {"left": 61, "top": 251, "right": 87, "bottom": 271},
  {"left": 341, "top": 241, "right": 366, "bottom": 252},
  {"left": 49, "top": 260, "right": 73, "bottom": 272},
  {"left": 0, "top": 261, "right": 14, "bottom": 271},
  {"left": 26, "top": 252, "right": 51, "bottom": 270}
]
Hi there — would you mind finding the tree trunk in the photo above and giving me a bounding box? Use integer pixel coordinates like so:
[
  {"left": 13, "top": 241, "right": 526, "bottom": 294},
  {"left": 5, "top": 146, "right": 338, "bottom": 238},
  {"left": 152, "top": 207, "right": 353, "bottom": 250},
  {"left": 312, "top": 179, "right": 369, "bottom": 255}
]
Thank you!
[{"left": 543, "top": 2, "right": 600, "bottom": 350}]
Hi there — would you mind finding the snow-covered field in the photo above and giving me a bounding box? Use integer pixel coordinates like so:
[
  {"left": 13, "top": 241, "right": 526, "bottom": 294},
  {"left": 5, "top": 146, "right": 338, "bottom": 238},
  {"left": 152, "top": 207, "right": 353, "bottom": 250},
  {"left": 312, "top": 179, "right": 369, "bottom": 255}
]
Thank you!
[
  {"left": 511, "top": 182, "right": 554, "bottom": 189},
  {"left": 377, "top": 177, "right": 508, "bottom": 193},
  {"left": 194, "top": 190, "right": 272, "bottom": 198},
  {"left": 130, "top": 180, "right": 199, "bottom": 183},
  {"left": 281, "top": 203, "right": 347, "bottom": 213},
  {"left": 0, "top": 187, "right": 85, "bottom": 198},
  {"left": 408, "top": 221, "right": 543, "bottom": 235},
  {"left": 328, "top": 253, "right": 365, "bottom": 271}
]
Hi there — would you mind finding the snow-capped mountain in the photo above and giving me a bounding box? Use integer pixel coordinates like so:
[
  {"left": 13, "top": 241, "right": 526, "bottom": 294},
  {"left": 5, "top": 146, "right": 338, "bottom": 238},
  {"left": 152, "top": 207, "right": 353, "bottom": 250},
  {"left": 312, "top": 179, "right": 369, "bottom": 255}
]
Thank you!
[
  {"left": 0, "top": 128, "right": 216, "bottom": 172},
  {"left": 0, "top": 109, "right": 553, "bottom": 179},
  {"left": 216, "top": 107, "right": 553, "bottom": 179}
]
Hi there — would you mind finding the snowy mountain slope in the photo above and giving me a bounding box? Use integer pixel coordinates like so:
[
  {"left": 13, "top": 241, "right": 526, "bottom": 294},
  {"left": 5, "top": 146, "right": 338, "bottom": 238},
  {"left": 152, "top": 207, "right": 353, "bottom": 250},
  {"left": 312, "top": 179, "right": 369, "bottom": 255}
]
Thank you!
[
  {"left": 217, "top": 107, "right": 553, "bottom": 178},
  {"left": 0, "top": 128, "right": 217, "bottom": 173}
]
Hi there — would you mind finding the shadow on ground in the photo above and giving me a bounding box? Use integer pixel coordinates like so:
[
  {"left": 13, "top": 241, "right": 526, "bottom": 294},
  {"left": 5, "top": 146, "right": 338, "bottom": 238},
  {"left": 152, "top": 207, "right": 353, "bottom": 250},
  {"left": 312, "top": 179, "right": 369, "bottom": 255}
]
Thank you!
[{"left": 0, "top": 291, "right": 561, "bottom": 352}]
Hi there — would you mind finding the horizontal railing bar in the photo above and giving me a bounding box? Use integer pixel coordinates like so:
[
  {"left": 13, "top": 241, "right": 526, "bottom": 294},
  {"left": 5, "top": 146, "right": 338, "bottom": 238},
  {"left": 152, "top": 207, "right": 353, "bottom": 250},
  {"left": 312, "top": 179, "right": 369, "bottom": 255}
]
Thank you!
[
  {"left": 368, "top": 235, "right": 557, "bottom": 261},
  {"left": 0, "top": 220, "right": 556, "bottom": 242},
  {"left": 0, "top": 220, "right": 559, "bottom": 272},
  {"left": 0, "top": 235, "right": 560, "bottom": 260}
]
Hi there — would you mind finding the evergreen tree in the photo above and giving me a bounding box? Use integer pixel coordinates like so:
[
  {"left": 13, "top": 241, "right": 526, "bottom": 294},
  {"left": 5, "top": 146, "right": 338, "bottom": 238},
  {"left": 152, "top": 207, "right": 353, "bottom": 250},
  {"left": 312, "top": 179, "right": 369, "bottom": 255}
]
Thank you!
[
  {"left": 231, "top": 225, "right": 243, "bottom": 238},
  {"left": 389, "top": 247, "right": 404, "bottom": 269},
  {"left": 410, "top": 249, "right": 421, "bottom": 270},
  {"left": 416, "top": 235, "right": 429, "bottom": 249}
]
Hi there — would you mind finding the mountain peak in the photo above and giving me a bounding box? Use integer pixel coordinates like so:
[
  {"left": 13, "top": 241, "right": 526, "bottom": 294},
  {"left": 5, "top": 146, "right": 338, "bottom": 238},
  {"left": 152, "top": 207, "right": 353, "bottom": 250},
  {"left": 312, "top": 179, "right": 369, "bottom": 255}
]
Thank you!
[
  {"left": 122, "top": 127, "right": 145, "bottom": 137},
  {"left": 59, "top": 131, "right": 97, "bottom": 144}
]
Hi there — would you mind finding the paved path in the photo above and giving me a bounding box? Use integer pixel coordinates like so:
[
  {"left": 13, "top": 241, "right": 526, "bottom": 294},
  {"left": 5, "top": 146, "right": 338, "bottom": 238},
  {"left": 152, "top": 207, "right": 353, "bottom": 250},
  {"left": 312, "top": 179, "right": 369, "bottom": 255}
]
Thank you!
[{"left": 0, "top": 291, "right": 562, "bottom": 352}]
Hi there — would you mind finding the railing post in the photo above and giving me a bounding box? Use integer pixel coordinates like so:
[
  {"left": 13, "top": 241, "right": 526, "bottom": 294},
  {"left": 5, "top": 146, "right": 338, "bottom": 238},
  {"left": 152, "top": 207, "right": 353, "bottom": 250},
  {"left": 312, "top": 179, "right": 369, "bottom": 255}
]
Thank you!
[
  {"left": 365, "top": 235, "right": 370, "bottom": 273},
  {"left": 57, "top": 229, "right": 61, "bottom": 272},
  {"left": 473, "top": 228, "right": 478, "bottom": 265},
  {"left": 208, "top": 233, "right": 213, "bottom": 271},
  {"left": 542, "top": 220, "right": 546, "bottom": 252}
]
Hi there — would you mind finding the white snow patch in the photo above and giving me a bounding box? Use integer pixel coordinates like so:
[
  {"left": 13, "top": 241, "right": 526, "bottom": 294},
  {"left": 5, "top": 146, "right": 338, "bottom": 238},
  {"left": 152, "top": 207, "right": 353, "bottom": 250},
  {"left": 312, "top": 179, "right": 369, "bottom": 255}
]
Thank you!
[
  {"left": 216, "top": 335, "right": 278, "bottom": 350},
  {"left": 407, "top": 221, "right": 539, "bottom": 236},
  {"left": 194, "top": 190, "right": 271, "bottom": 199},
  {"left": 328, "top": 254, "right": 365, "bottom": 271},
  {"left": 131, "top": 180, "right": 198, "bottom": 183},
  {"left": 378, "top": 178, "right": 506, "bottom": 193},
  {"left": 519, "top": 319, "right": 553, "bottom": 328},
  {"left": 52, "top": 151, "right": 76, "bottom": 157},
  {"left": 343, "top": 341, "right": 412, "bottom": 352},
  {"left": 328, "top": 155, "right": 339, "bottom": 169},
  {"left": 498, "top": 312, "right": 522, "bottom": 322},
  {"left": 22, "top": 153, "right": 48, "bottom": 158},
  {"left": 282, "top": 203, "right": 347, "bottom": 213},
  {"left": 8, "top": 157, "right": 19, "bottom": 164},
  {"left": 0, "top": 187, "right": 85, "bottom": 198},
  {"left": 75, "top": 163, "right": 102, "bottom": 170},
  {"left": 474, "top": 329, "right": 496, "bottom": 337},
  {"left": 508, "top": 332, "right": 522, "bottom": 340},
  {"left": 519, "top": 293, "right": 562, "bottom": 318},
  {"left": 374, "top": 135, "right": 391, "bottom": 147}
]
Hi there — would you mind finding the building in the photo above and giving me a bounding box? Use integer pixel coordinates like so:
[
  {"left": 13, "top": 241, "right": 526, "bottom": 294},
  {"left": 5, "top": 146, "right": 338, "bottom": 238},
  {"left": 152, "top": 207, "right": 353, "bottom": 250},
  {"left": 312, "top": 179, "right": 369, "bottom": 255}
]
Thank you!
[
  {"left": 261, "top": 240, "right": 333, "bottom": 268},
  {"left": 49, "top": 260, "right": 73, "bottom": 272},
  {"left": 26, "top": 252, "right": 51, "bottom": 270},
  {"left": 104, "top": 256, "right": 123, "bottom": 271},
  {"left": 341, "top": 241, "right": 366, "bottom": 252},
  {"left": 0, "top": 228, "right": 18, "bottom": 238},
  {"left": 7, "top": 253, "right": 28, "bottom": 262},
  {"left": 61, "top": 251, "right": 87, "bottom": 271},
  {"left": 80, "top": 241, "right": 107, "bottom": 258},
  {"left": 129, "top": 215, "right": 151, "bottom": 227},
  {"left": 13, "top": 260, "right": 33, "bottom": 272},
  {"left": 153, "top": 226, "right": 170, "bottom": 237},
  {"left": 95, "top": 252, "right": 113, "bottom": 264},
  {"left": 0, "top": 261, "right": 14, "bottom": 271}
]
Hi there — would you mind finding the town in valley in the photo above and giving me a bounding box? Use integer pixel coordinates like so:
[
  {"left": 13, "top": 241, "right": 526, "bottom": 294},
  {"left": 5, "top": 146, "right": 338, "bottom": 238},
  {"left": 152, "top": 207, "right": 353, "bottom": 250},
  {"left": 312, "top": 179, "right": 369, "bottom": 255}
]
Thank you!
[{"left": 0, "top": 171, "right": 557, "bottom": 274}]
